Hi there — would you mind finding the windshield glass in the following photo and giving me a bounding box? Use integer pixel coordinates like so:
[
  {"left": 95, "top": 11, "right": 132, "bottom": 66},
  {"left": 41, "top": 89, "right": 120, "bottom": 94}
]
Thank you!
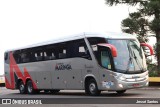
[{"left": 108, "top": 39, "right": 147, "bottom": 74}]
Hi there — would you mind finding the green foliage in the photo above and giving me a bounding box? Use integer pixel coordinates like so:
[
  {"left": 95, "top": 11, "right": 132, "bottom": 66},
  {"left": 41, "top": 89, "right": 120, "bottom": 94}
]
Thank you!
[
  {"left": 149, "top": 70, "right": 159, "bottom": 77},
  {"left": 121, "top": 12, "right": 149, "bottom": 43},
  {"left": 105, "top": 0, "right": 144, "bottom": 6},
  {"left": 144, "top": 0, "right": 160, "bottom": 16},
  {"left": 105, "top": 0, "right": 160, "bottom": 75},
  {"left": 105, "top": 0, "right": 160, "bottom": 33},
  {"left": 150, "top": 19, "right": 160, "bottom": 31},
  {"left": 121, "top": 18, "right": 138, "bottom": 33},
  {"left": 147, "top": 56, "right": 158, "bottom": 77}
]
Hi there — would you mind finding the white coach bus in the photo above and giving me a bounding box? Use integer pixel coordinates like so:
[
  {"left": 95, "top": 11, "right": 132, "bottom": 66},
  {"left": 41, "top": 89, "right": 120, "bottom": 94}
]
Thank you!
[{"left": 4, "top": 32, "right": 153, "bottom": 96}]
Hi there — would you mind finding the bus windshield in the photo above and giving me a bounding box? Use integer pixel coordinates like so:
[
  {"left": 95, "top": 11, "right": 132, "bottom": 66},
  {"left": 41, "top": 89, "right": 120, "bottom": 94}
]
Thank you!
[{"left": 108, "top": 39, "right": 147, "bottom": 74}]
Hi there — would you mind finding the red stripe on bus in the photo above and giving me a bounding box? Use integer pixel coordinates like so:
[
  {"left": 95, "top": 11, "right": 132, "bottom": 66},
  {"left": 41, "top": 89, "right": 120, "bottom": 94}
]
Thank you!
[{"left": 5, "top": 52, "right": 37, "bottom": 89}]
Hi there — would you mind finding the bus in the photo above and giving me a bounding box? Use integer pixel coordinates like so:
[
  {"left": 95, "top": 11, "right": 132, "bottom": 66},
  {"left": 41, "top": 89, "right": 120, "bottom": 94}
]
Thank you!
[{"left": 4, "top": 32, "right": 154, "bottom": 96}]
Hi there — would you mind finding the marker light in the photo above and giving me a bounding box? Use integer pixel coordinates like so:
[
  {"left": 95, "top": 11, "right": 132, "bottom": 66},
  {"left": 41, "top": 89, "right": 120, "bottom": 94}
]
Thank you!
[{"left": 146, "top": 82, "right": 149, "bottom": 86}]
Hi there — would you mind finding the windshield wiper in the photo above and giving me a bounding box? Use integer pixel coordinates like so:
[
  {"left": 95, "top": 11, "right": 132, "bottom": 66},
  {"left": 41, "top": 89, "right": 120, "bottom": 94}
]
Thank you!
[
  {"left": 132, "top": 50, "right": 145, "bottom": 72},
  {"left": 126, "top": 42, "right": 135, "bottom": 73},
  {"left": 128, "top": 41, "right": 145, "bottom": 72}
]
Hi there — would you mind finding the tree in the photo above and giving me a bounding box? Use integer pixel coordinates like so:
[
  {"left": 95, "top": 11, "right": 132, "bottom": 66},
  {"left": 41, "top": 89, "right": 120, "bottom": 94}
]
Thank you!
[
  {"left": 105, "top": 0, "right": 160, "bottom": 75},
  {"left": 121, "top": 12, "right": 149, "bottom": 43}
]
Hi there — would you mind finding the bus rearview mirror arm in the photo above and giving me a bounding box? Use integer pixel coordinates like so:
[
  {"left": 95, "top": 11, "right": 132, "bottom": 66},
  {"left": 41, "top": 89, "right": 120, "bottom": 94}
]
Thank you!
[
  {"left": 98, "top": 43, "right": 118, "bottom": 57},
  {"left": 140, "top": 43, "right": 154, "bottom": 55}
]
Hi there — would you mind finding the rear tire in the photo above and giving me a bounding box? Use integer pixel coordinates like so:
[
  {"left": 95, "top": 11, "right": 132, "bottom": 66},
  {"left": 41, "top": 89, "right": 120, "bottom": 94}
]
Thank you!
[
  {"left": 35, "top": 90, "right": 40, "bottom": 94},
  {"left": 116, "top": 90, "right": 126, "bottom": 94},
  {"left": 85, "top": 79, "right": 101, "bottom": 96},
  {"left": 44, "top": 90, "right": 50, "bottom": 93},
  {"left": 26, "top": 80, "right": 35, "bottom": 94},
  {"left": 18, "top": 81, "right": 26, "bottom": 94}
]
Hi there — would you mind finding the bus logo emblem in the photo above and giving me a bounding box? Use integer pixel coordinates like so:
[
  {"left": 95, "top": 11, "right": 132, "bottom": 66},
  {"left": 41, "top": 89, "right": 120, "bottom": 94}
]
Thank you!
[{"left": 55, "top": 63, "right": 72, "bottom": 70}]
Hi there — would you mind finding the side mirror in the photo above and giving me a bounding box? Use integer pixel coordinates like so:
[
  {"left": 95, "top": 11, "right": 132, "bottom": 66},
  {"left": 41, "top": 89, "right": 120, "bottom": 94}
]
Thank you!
[
  {"left": 98, "top": 43, "right": 117, "bottom": 57},
  {"left": 140, "top": 43, "right": 154, "bottom": 55}
]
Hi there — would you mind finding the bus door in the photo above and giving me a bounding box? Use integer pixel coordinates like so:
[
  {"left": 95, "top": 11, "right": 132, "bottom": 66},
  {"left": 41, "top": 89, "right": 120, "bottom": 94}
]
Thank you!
[{"left": 97, "top": 44, "right": 117, "bottom": 89}]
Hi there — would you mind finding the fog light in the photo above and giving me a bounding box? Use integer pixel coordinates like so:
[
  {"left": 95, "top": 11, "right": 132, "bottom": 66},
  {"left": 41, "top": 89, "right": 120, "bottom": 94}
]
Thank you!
[
  {"left": 146, "top": 82, "right": 149, "bottom": 86},
  {"left": 118, "top": 84, "right": 123, "bottom": 88}
]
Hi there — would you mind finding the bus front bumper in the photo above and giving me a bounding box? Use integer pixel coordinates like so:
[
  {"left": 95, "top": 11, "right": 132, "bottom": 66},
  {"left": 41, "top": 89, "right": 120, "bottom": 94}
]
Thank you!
[{"left": 101, "top": 79, "right": 149, "bottom": 91}]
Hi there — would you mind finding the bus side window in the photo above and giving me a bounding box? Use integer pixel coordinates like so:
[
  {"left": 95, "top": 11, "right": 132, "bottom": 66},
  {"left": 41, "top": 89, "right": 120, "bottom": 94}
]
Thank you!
[
  {"left": 28, "top": 50, "right": 35, "bottom": 63},
  {"left": 58, "top": 49, "right": 66, "bottom": 59},
  {"left": 56, "top": 43, "right": 67, "bottom": 59},
  {"left": 87, "top": 37, "right": 106, "bottom": 61},
  {"left": 79, "top": 46, "right": 87, "bottom": 57},
  {"left": 4, "top": 52, "right": 8, "bottom": 61},
  {"left": 101, "top": 51, "right": 111, "bottom": 70},
  {"left": 44, "top": 50, "right": 56, "bottom": 60},
  {"left": 21, "top": 53, "right": 29, "bottom": 63},
  {"left": 13, "top": 51, "right": 22, "bottom": 64},
  {"left": 4, "top": 52, "right": 9, "bottom": 64},
  {"left": 35, "top": 52, "right": 43, "bottom": 61},
  {"left": 66, "top": 41, "right": 79, "bottom": 58},
  {"left": 78, "top": 40, "right": 91, "bottom": 60}
]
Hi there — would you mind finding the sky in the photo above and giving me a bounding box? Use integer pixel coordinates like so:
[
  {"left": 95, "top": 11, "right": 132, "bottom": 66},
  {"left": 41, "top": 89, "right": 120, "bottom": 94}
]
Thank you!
[{"left": 0, "top": 0, "right": 156, "bottom": 75}]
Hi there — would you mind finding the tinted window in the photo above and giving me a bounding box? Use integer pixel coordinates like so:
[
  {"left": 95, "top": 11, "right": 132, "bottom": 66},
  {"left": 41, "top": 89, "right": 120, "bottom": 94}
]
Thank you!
[
  {"left": 87, "top": 37, "right": 106, "bottom": 61},
  {"left": 66, "top": 39, "right": 91, "bottom": 59},
  {"left": 12, "top": 38, "right": 92, "bottom": 64},
  {"left": 101, "top": 50, "right": 111, "bottom": 69},
  {"left": 4, "top": 52, "right": 9, "bottom": 64}
]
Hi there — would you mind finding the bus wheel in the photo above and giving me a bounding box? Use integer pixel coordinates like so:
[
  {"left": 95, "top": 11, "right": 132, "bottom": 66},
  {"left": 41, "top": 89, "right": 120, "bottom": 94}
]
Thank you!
[
  {"left": 116, "top": 90, "right": 126, "bottom": 94},
  {"left": 18, "top": 81, "right": 26, "bottom": 94},
  {"left": 35, "top": 90, "right": 40, "bottom": 94},
  {"left": 86, "top": 79, "right": 101, "bottom": 96},
  {"left": 50, "top": 90, "right": 60, "bottom": 94},
  {"left": 26, "top": 80, "right": 35, "bottom": 94}
]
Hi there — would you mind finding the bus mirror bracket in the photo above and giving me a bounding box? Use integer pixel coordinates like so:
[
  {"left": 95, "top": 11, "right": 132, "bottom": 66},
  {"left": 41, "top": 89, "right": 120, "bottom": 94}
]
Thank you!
[
  {"left": 98, "top": 43, "right": 117, "bottom": 57},
  {"left": 140, "top": 43, "right": 154, "bottom": 55}
]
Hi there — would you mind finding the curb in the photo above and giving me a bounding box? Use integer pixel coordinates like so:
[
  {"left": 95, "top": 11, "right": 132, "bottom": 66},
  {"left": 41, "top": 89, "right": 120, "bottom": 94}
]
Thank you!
[
  {"left": 149, "top": 77, "right": 160, "bottom": 82},
  {"left": 138, "top": 87, "right": 160, "bottom": 90}
]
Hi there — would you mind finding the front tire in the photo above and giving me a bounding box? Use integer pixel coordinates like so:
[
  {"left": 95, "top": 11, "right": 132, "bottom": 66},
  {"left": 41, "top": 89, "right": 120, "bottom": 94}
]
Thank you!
[
  {"left": 26, "top": 80, "right": 35, "bottom": 94},
  {"left": 116, "top": 90, "right": 126, "bottom": 94},
  {"left": 18, "top": 81, "right": 26, "bottom": 94},
  {"left": 85, "top": 79, "right": 101, "bottom": 96}
]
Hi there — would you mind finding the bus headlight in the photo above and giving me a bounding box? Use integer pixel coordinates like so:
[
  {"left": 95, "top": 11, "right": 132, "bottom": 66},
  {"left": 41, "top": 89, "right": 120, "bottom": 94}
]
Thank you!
[{"left": 118, "top": 84, "right": 123, "bottom": 88}]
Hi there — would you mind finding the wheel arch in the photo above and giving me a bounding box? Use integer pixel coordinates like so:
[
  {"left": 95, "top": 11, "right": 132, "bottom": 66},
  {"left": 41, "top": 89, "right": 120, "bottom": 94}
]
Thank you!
[
  {"left": 84, "top": 75, "right": 98, "bottom": 89},
  {"left": 16, "top": 78, "right": 23, "bottom": 89},
  {"left": 25, "top": 78, "right": 32, "bottom": 85}
]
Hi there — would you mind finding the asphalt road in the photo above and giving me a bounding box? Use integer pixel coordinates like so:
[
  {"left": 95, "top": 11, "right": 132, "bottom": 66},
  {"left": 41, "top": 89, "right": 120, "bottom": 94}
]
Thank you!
[
  {"left": 0, "top": 87, "right": 160, "bottom": 107},
  {"left": 1, "top": 87, "right": 160, "bottom": 98}
]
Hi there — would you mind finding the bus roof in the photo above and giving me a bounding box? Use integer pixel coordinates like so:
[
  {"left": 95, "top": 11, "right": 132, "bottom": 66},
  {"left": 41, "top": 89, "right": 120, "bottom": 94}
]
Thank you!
[
  {"left": 6, "top": 32, "right": 137, "bottom": 52},
  {"left": 85, "top": 32, "right": 136, "bottom": 39}
]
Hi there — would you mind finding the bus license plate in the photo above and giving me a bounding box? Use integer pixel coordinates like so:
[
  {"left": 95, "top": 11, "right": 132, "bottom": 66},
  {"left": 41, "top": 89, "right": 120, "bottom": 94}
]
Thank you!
[{"left": 132, "top": 84, "right": 139, "bottom": 87}]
